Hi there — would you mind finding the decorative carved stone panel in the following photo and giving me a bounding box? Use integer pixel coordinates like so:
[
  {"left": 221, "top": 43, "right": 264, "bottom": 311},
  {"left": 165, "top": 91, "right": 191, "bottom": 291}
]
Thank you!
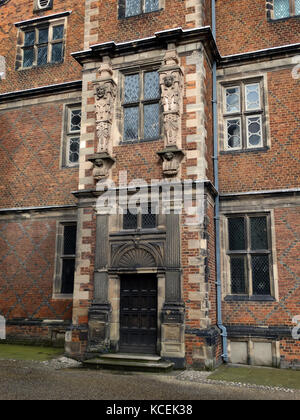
[
  {"left": 91, "top": 60, "right": 117, "bottom": 181},
  {"left": 158, "top": 50, "right": 184, "bottom": 177},
  {"left": 110, "top": 241, "right": 164, "bottom": 269},
  {"left": 158, "top": 50, "right": 184, "bottom": 148}
]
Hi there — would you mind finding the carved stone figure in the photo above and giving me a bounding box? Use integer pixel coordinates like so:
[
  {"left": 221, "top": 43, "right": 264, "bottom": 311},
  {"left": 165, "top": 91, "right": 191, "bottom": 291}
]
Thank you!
[
  {"left": 159, "top": 50, "right": 183, "bottom": 148},
  {"left": 161, "top": 74, "right": 181, "bottom": 113},
  {"left": 95, "top": 82, "right": 116, "bottom": 124},
  {"left": 96, "top": 121, "right": 110, "bottom": 153},
  {"left": 89, "top": 60, "right": 117, "bottom": 182},
  {"left": 89, "top": 153, "right": 116, "bottom": 181},
  {"left": 157, "top": 147, "right": 185, "bottom": 177},
  {"left": 164, "top": 113, "right": 179, "bottom": 146},
  {"left": 93, "top": 61, "right": 117, "bottom": 154}
]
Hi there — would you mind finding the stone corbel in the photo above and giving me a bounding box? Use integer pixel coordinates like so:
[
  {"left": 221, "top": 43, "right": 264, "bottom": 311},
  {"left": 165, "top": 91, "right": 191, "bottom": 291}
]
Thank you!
[
  {"left": 88, "top": 152, "right": 116, "bottom": 181},
  {"left": 157, "top": 146, "right": 185, "bottom": 177}
]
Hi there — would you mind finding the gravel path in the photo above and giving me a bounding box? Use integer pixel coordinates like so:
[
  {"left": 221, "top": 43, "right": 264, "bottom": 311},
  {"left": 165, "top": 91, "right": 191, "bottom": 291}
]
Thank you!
[{"left": 0, "top": 358, "right": 299, "bottom": 400}]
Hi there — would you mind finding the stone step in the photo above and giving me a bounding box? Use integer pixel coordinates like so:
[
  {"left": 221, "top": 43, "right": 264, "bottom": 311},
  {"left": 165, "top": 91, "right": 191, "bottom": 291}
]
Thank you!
[
  {"left": 83, "top": 358, "right": 174, "bottom": 373},
  {"left": 100, "top": 353, "right": 162, "bottom": 363}
]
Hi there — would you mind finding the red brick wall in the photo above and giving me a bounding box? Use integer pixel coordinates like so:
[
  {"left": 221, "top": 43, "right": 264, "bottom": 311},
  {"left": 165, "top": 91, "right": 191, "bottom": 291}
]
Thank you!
[
  {"left": 0, "top": 101, "right": 78, "bottom": 208},
  {"left": 90, "top": 0, "right": 188, "bottom": 46},
  {"left": 0, "top": 0, "right": 84, "bottom": 94},
  {"left": 219, "top": 68, "right": 300, "bottom": 193},
  {"left": 0, "top": 218, "right": 72, "bottom": 321},
  {"left": 216, "top": 0, "right": 300, "bottom": 56}
]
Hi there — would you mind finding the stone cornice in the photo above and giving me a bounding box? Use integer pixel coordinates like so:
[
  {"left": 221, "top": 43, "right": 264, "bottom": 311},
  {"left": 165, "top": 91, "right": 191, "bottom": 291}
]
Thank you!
[
  {"left": 72, "top": 26, "right": 220, "bottom": 66},
  {"left": 220, "top": 43, "right": 300, "bottom": 68},
  {"left": 0, "top": 80, "right": 82, "bottom": 103}
]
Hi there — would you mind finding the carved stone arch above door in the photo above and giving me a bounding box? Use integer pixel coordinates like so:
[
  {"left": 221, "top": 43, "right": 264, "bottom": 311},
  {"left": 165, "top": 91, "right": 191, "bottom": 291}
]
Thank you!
[{"left": 111, "top": 242, "right": 164, "bottom": 269}]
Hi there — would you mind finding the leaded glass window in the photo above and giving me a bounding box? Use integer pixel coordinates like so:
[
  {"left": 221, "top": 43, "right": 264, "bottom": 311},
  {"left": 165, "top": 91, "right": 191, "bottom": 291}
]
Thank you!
[
  {"left": 21, "top": 21, "right": 65, "bottom": 68},
  {"left": 61, "top": 224, "right": 77, "bottom": 294},
  {"left": 123, "top": 203, "right": 158, "bottom": 230},
  {"left": 123, "top": 70, "right": 161, "bottom": 142},
  {"left": 223, "top": 80, "right": 264, "bottom": 151},
  {"left": 65, "top": 106, "right": 81, "bottom": 166},
  {"left": 124, "top": 0, "right": 159, "bottom": 17},
  {"left": 274, "top": 0, "right": 290, "bottom": 18},
  {"left": 145, "top": 0, "right": 159, "bottom": 13},
  {"left": 227, "top": 214, "right": 272, "bottom": 296},
  {"left": 273, "top": 0, "right": 300, "bottom": 18},
  {"left": 125, "top": 0, "right": 142, "bottom": 16}
]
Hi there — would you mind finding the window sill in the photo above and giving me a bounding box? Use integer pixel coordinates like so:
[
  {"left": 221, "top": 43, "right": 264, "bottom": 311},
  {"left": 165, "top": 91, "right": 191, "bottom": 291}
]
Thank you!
[
  {"left": 17, "top": 61, "right": 64, "bottom": 71},
  {"left": 120, "top": 137, "right": 161, "bottom": 145},
  {"left": 110, "top": 229, "right": 164, "bottom": 236},
  {"left": 224, "top": 295, "right": 275, "bottom": 302},
  {"left": 119, "top": 9, "right": 163, "bottom": 20},
  {"left": 268, "top": 15, "right": 300, "bottom": 23},
  {"left": 52, "top": 293, "right": 73, "bottom": 300},
  {"left": 62, "top": 164, "right": 79, "bottom": 170},
  {"left": 220, "top": 146, "right": 269, "bottom": 155}
]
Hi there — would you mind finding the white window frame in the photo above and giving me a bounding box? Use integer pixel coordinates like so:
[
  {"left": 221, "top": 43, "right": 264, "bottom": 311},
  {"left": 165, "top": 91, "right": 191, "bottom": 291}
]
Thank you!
[
  {"left": 246, "top": 114, "right": 263, "bottom": 149},
  {"left": 63, "top": 104, "right": 81, "bottom": 168},
  {"left": 222, "top": 79, "right": 266, "bottom": 152},
  {"left": 224, "top": 116, "right": 242, "bottom": 151}
]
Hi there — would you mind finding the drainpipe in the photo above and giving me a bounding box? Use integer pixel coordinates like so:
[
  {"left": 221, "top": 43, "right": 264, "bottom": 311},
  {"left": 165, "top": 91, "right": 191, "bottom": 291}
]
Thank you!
[{"left": 211, "top": 0, "right": 228, "bottom": 362}]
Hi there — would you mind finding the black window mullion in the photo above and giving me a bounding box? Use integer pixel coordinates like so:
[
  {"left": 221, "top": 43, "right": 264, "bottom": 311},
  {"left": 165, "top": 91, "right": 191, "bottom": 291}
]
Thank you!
[
  {"left": 241, "top": 82, "right": 247, "bottom": 150},
  {"left": 245, "top": 216, "right": 252, "bottom": 295},
  {"left": 140, "top": 70, "right": 144, "bottom": 140}
]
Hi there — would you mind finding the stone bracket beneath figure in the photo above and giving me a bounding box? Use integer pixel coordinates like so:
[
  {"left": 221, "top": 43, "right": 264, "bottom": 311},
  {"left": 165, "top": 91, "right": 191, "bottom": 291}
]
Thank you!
[
  {"left": 88, "top": 152, "right": 116, "bottom": 181},
  {"left": 157, "top": 146, "right": 185, "bottom": 177}
]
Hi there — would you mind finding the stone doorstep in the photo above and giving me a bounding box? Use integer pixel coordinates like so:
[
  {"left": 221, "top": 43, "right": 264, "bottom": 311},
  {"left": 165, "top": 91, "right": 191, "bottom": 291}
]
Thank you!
[
  {"left": 100, "top": 353, "right": 162, "bottom": 362},
  {"left": 83, "top": 354, "right": 174, "bottom": 372}
]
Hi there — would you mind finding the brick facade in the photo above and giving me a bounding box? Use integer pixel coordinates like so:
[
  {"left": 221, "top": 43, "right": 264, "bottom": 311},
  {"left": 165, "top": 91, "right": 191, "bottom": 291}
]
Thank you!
[{"left": 0, "top": 0, "right": 299, "bottom": 369}]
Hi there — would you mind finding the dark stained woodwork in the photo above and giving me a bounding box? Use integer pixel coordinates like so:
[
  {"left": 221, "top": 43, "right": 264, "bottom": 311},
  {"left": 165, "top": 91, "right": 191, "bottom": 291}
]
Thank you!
[{"left": 120, "top": 274, "right": 158, "bottom": 354}]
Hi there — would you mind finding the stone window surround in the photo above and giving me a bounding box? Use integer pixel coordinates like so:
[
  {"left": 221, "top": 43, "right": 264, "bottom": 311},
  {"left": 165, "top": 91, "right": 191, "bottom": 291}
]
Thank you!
[
  {"left": 15, "top": 15, "right": 68, "bottom": 71},
  {"left": 227, "top": 338, "right": 280, "bottom": 367},
  {"left": 111, "top": 53, "right": 165, "bottom": 146},
  {"left": 53, "top": 219, "right": 78, "bottom": 300},
  {"left": 266, "top": 0, "right": 300, "bottom": 21},
  {"left": 109, "top": 191, "right": 166, "bottom": 234},
  {"left": 61, "top": 102, "right": 82, "bottom": 169},
  {"left": 118, "top": 0, "right": 165, "bottom": 19},
  {"left": 219, "top": 77, "right": 268, "bottom": 153},
  {"left": 220, "top": 209, "right": 279, "bottom": 302},
  {"left": 119, "top": 65, "right": 163, "bottom": 144}
]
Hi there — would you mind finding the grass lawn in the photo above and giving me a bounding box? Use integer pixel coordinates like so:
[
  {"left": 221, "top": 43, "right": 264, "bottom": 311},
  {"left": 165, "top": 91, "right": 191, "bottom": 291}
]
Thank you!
[
  {"left": 208, "top": 364, "right": 300, "bottom": 390},
  {"left": 0, "top": 344, "right": 63, "bottom": 361}
]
